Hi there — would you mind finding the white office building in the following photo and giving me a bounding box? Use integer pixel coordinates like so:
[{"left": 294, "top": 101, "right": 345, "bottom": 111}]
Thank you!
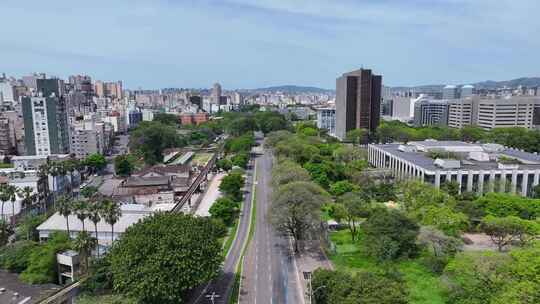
[
  {"left": 316, "top": 107, "right": 336, "bottom": 136},
  {"left": 368, "top": 140, "right": 540, "bottom": 197}
]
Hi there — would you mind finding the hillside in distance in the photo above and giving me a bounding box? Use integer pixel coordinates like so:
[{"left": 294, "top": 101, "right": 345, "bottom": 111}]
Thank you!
[
  {"left": 391, "top": 77, "right": 540, "bottom": 91},
  {"left": 250, "top": 85, "right": 334, "bottom": 94}
]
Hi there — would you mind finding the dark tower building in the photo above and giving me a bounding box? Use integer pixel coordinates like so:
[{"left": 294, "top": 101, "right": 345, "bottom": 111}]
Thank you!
[{"left": 335, "top": 68, "right": 382, "bottom": 140}]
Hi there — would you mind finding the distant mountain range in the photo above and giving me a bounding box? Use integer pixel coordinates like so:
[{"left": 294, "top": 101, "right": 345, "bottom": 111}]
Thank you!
[
  {"left": 392, "top": 77, "right": 540, "bottom": 91},
  {"left": 250, "top": 85, "right": 334, "bottom": 94},
  {"left": 247, "top": 77, "right": 540, "bottom": 94}
]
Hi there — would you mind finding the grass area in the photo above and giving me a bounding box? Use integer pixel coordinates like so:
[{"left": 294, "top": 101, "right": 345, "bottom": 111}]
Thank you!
[
  {"left": 329, "top": 230, "right": 447, "bottom": 304},
  {"left": 223, "top": 217, "right": 240, "bottom": 257},
  {"left": 0, "top": 163, "right": 13, "bottom": 169},
  {"left": 193, "top": 153, "right": 213, "bottom": 167}
]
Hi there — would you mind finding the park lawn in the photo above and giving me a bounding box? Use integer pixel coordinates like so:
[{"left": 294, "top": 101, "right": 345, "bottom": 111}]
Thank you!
[
  {"left": 193, "top": 153, "right": 213, "bottom": 167},
  {"left": 329, "top": 230, "right": 447, "bottom": 304}
]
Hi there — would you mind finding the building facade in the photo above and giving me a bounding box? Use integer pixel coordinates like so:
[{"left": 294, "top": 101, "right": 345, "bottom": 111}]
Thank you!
[
  {"left": 316, "top": 107, "right": 336, "bottom": 136},
  {"left": 413, "top": 99, "right": 449, "bottom": 126},
  {"left": 446, "top": 96, "right": 539, "bottom": 130},
  {"left": 335, "top": 68, "right": 382, "bottom": 140},
  {"left": 368, "top": 140, "right": 540, "bottom": 197},
  {"left": 22, "top": 95, "right": 70, "bottom": 156}
]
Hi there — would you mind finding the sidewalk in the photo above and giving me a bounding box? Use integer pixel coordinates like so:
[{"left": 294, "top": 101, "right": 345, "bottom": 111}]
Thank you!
[
  {"left": 295, "top": 240, "right": 334, "bottom": 303},
  {"left": 194, "top": 173, "right": 225, "bottom": 217}
]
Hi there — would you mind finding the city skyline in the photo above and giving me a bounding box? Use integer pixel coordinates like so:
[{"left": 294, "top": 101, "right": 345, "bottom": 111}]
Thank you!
[{"left": 1, "top": 0, "right": 539, "bottom": 89}]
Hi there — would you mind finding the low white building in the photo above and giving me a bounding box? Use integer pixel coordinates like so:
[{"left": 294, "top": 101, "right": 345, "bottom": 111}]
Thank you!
[
  {"left": 37, "top": 203, "right": 176, "bottom": 250},
  {"left": 368, "top": 140, "right": 540, "bottom": 197}
]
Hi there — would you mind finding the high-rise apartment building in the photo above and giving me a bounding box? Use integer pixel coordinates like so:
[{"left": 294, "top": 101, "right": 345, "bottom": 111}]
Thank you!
[
  {"left": 21, "top": 94, "right": 70, "bottom": 155},
  {"left": 335, "top": 68, "right": 382, "bottom": 140},
  {"left": 212, "top": 83, "right": 222, "bottom": 104}
]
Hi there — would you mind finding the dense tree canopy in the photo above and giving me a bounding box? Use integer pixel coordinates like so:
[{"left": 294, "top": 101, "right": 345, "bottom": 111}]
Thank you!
[
  {"left": 109, "top": 213, "right": 223, "bottom": 304},
  {"left": 270, "top": 181, "right": 329, "bottom": 252},
  {"left": 219, "top": 172, "right": 245, "bottom": 202},
  {"left": 312, "top": 269, "right": 408, "bottom": 304},
  {"left": 129, "top": 121, "right": 187, "bottom": 164},
  {"left": 362, "top": 208, "right": 420, "bottom": 261}
]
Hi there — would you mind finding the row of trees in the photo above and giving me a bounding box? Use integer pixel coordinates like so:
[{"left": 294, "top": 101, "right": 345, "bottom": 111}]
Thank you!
[{"left": 376, "top": 120, "right": 540, "bottom": 152}]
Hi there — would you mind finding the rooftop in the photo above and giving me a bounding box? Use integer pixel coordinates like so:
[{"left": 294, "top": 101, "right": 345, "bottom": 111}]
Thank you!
[{"left": 373, "top": 140, "right": 540, "bottom": 172}]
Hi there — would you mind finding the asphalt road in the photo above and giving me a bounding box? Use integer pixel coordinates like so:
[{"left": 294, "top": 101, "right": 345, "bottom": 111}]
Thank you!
[
  {"left": 187, "top": 154, "right": 256, "bottom": 304},
  {"left": 239, "top": 149, "right": 303, "bottom": 304}
]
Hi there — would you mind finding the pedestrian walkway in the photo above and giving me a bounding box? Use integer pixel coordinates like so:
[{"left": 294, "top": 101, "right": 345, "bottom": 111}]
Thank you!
[
  {"left": 295, "top": 240, "right": 334, "bottom": 303},
  {"left": 194, "top": 173, "right": 225, "bottom": 217}
]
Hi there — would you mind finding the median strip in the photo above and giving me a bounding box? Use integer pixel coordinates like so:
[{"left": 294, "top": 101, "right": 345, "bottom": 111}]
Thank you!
[{"left": 230, "top": 158, "right": 258, "bottom": 303}]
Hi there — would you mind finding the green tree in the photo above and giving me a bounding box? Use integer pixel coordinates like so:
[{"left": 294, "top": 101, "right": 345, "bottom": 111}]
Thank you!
[
  {"left": 329, "top": 180, "right": 357, "bottom": 197},
  {"left": 73, "top": 231, "right": 97, "bottom": 274},
  {"left": 224, "top": 133, "right": 255, "bottom": 153},
  {"left": 80, "top": 186, "right": 99, "bottom": 198},
  {"left": 441, "top": 180, "right": 460, "bottom": 197},
  {"left": 87, "top": 202, "right": 102, "bottom": 257},
  {"left": 444, "top": 251, "right": 511, "bottom": 304},
  {"left": 271, "top": 160, "right": 311, "bottom": 187},
  {"left": 129, "top": 121, "right": 187, "bottom": 164},
  {"left": 84, "top": 154, "right": 107, "bottom": 174},
  {"left": 474, "top": 193, "right": 540, "bottom": 220},
  {"left": 209, "top": 197, "right": 239, "bottom": 226},
  {"left": 17, "top": 214, "right": 47, "bottom": 241},
  {"left": 20, "top": 232, "right": 72, "bottom": 284},
  {"left": 336, "top": 192, "right": 371, "bottom": 240},
  {"left": 109, "top": 213, "right": 223, "bottom": 304},
  {"left": 0, "top": 220, "right": 12, "bottom": 246},
  {"left": 56, "top": 196, "right": 73, "bottom": 237},
  {"left": 18, "top": 186, "right": 36, "bottom": 215},
  {"left": 269, "top": 181, "right": 329, "bottom": 252},
  {"left": 482, "top": 215, "right": 539, "bottom": 251},
  {"left": 417, "top": 226, "right": 462, "bottom": 273},
  {"left": 216, "top": 158, "right": 232, "bottom": 171},
  {"left": 101, "top": 200, "right": 121, "bottom": 244},
  {"left": 153, "top": 113, "right": 180, "bottom": 125},
  {"left": 231, "top": 152, "right": 249, "bottom": 169},
  {"left": 0, "top": 240, "right": 38, "bottom": 273},
  {"left": 114, "top": 154, "right": 136, "bottom": 177},
  {"left": 419, "top": 205, "right": 469, "bottom": 237},
  {"left": 346, "top": 128, "right": 368, "bottom": 145},
  {"left": 362, "top": 208, "right": 420, "bottom": 261},
  {"left": 460, "top": 126, "right": 487, "bottom": 142},
  {"left": 311, "top": 269, "right": 408, "bottom": 304},
  {"left": 73, "top": 200, "right": 89, "bottom": 232},
  {"left": 219, "top": 172, "right": 245, "bottom": 201}
]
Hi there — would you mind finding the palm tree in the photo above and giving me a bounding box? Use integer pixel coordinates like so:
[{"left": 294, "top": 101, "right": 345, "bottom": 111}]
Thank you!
[
  {"left": 87, "top": 202, "right": 102, "bottom": 257},
  {"left": 37, "top": 163, "right": 50, "bottom": 212},
  {"left": 0, "top": 184, "right": 10, "bottom": 222},
  {"left": 0, "top": 219, "right": 13, "bottom": 246},
  {"left": 7, "top": 185, "right": 18, "bottom": 224},
  {"left": 18, "top": 186, "right": 36, "bottom": 215},
  {"left": 56, "top": 195, "right": 73, "bottom": 237},
  {"left": 73, "top": 230, "right": 97, "bottom": 274},
  {"left": 101, "top": 200, "right": 121, "bottom": 245},
  {"left": 73, "top": 200, "right": 89, "bottom": 232}
]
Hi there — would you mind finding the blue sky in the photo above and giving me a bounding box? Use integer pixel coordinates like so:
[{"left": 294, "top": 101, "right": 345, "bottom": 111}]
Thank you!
[{"left": 0, "top": 0, "right": 538, "bottom": 89}]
